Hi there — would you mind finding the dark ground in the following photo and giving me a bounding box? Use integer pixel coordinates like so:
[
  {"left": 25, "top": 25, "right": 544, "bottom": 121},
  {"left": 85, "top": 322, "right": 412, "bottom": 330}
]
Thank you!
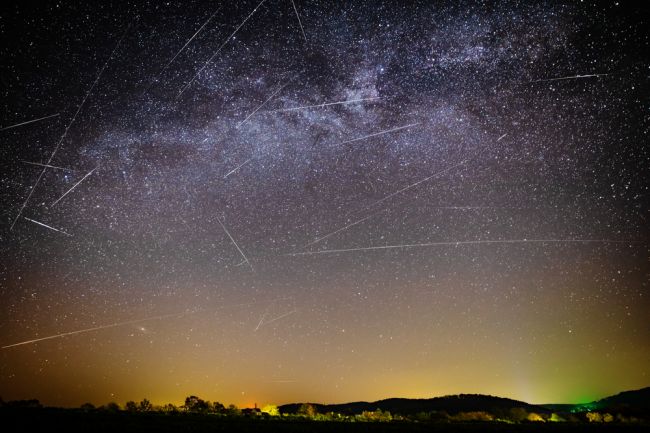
[{"left": 1, "top": 409, "right": 649, "bottom": 433}]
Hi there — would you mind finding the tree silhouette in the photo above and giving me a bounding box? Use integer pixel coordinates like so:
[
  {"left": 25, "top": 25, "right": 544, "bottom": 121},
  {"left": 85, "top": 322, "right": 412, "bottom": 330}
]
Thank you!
[
  {"left": 226, "top": 404, "right": 242, "bottom": 416},
  {"left": 298, "top": 403, "right": 317, "bottom": 417},
  {"left": 161, "top": 403, "right": 179, "bottom": 413},
  {"left": 508, "top": 407, "right": 528, "bottom": 422},
  {"left": 184, "top": 395, "right": 209, "bottom": 413},
  {"left": 211, "top": 401, "right": 225, "bottom": 413},
  {"left": 102, "top": 402, "right": 120, "bottom": 412},
  {"left": 138, "top": 398, "right": 153, "bottom": 412},
  {"left": 80, "top": 402, "right": 95, "bottom": 412}
]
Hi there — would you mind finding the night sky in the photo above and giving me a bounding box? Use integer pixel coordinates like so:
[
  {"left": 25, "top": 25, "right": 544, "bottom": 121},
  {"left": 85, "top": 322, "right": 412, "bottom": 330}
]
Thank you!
[{"left": 1, "top": 0, "right": 648, "bottom": 408}]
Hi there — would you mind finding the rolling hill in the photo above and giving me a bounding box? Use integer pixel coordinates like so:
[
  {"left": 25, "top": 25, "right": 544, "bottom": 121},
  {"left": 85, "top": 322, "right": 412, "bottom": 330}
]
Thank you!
[
  {"left": 280, "top": 394, "right": 549, "bottom": 417},
  {"left": 542, "top": 387, "right": 650, "bottom": 415},
  {"left": 281, "top": 387, "right": 650, "bottom": 417}
]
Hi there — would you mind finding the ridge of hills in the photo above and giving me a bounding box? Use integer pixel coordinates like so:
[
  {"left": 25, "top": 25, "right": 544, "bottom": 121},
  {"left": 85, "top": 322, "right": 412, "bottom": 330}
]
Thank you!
[{"left": 279, "top": 387, "right": 650, "bottom": 416}]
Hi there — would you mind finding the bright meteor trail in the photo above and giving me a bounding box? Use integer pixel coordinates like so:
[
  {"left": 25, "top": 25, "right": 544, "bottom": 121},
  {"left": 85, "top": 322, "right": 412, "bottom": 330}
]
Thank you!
[
  {"left": 355, "top": 158, "right": 468, "bottom": 214},
  {"left": 20, "top": 161, "right": 75, "bottom": 172},
  {"left": 1, "top": 311, "right": 191, "bottom": 349},
  {"left": 304, "top": 208, "right": 387, "bottom": 248},
  {"left": 0, "top": 113, "right": 60, "bottom": 132},
  {"left": 256, "top": 309, "right": 297, "bottom": 329},
  {"left": 269, "top": 96, "right": 381, "bottom": 112},
  {"left": 530, "top": 73, "right": 609, "bottom": 83},
  {"left": 237, "top": 81, "right": 290, "bottom": 128},
  {"left": 23, "top": 217, "right": 72, "bottom": 237},
  {"left": 288, "top": 239, "right": 636, "bottom": 256},
  {"left": 217, "top": 217, "right": 253, "bottom": 271},
  {"left": 2, "top": 298, "right": 290, "bottom": 349},
  {"left": 51, "top": 166, "right": 98, "bottom": 206},
  {"left": 290, "top": 0, "right": 307, "bottom": 43},
  {"left": 333, "top": 123, "right": 420, "bottom": 147},
  {"left": 224, "top": 158, "right": 252, "bottom": 178}
]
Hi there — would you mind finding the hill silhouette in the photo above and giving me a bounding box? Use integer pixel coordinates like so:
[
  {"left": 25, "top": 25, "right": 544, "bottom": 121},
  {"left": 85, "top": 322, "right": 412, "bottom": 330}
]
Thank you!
[
  {"left": 280, "top": 387, "right": 650, "bottom": 418},
  {"left": 280, "top": 394, "right": 549, "bottom": 417},
  {"left": 542, "top": 387, "right": 650, "bottom": 415},
  {"left": 594, "top": 387, "right": 650, "bottom": 409}
]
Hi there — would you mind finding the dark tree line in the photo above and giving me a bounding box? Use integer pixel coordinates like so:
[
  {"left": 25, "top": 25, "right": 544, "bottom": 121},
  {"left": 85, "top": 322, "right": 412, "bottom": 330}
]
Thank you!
[{"left": 120, "top": 396, "right": 239, "bottom": 415}]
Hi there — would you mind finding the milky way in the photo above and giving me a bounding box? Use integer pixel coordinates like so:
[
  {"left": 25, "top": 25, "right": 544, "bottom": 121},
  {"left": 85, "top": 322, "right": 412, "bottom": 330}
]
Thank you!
[{"left": 1, "top": 1, "right": 648, "bottom": 407}]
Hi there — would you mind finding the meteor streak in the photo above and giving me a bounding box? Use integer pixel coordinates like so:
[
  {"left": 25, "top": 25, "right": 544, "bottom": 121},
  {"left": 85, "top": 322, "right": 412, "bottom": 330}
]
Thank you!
[
  {"left": 51, "top": 167, "right": 98, "bottom": 206},
  {"left": 1, "top": 311, "right": 189, "bottom": 349},
  {"left": 334, "top": 123, "right": 419, "bottom": 147},
  {"left": 254, "top": 314, "right": 269, "bottom": 332},
  {"left": 352, "top": 132, "right": 506, "bottom": 215},
  {"left": 288, "top": 239, "right": 634, "bottom": 256},
  {"left": 531, "top": 73, "right": 609, "bottom": 83},
  {"left": 2, "top": 298, "right": 290, "bottom": 349},
  {"left": 20, "top": 161, "right": 75, "bottom": 172},
  {"left": 269, "top": 96, "right": 381, "bottom": 112},
  {"left": 217, "top": 217, "right": 254, "bottom": 271},
  {"left": 304, "top": 208, "right": 387, "bottom": 248},
  {"left": 258, "top": 309, "right": 297, "bottom": 328},
  {"left": 306, "top": 204, "right": 530, "bottom": 250},
  {"left": 224, "top": 158, "right": 252, "bottom": 178},
  {"left": 357, "top": 158, "right": 468, "bottom": 213},
  {"left": 0, "top": 113, "right": 60, "bottom": 132},
  {"left": 237, "top": 82, "right": 290, "bottom": 128},
  {"left": 254, "top": 300, "right": 274, "bottom": 331},
  {"left": 23, "top": 217, "right": 72, "bottom": 237},
  {"left": 305, "top": 157, "right": 481, "bottom": 247},
  {"left": 290, "top": 0, "right": 307, "bottom": 43}
]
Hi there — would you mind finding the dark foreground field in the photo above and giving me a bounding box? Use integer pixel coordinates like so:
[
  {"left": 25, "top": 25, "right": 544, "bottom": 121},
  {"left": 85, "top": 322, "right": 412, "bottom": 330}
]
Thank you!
[{"left": 1, "top": 409, "right": 649, "bottom": 433}]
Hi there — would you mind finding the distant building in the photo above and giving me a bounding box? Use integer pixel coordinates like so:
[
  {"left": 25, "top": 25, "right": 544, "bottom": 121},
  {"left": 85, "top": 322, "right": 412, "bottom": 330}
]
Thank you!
[{"left": 242, "top": 403, "right": 262, "bottom": 416}]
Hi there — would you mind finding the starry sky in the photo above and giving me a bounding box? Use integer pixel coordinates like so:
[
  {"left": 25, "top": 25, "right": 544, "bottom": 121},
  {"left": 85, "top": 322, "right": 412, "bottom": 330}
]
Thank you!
[{"left": 0, "top": 0, "right": 648, "bottom": 408}]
